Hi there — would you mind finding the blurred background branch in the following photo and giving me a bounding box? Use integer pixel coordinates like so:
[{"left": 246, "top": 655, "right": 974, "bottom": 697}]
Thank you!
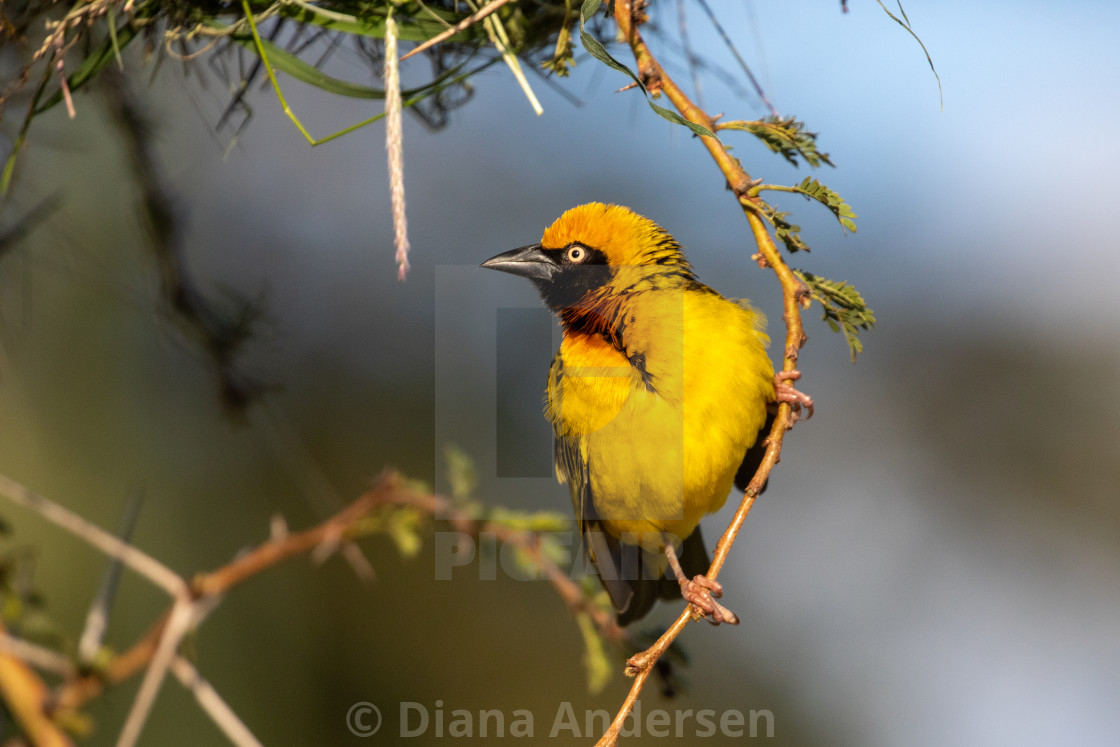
[{"left": 0, "top": 468, "right": 627, "bottom": 742}]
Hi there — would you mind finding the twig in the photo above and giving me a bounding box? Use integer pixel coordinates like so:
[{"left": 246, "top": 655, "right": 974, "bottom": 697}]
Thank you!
[
  {"left": 0, "top": 632, "right": 76, "bottom": 678},
  {"left": 472, "top": 0, "right": 543, "bottom": 115},
  {"left": 0, "top": 624, "right": 73, "bottom": 746},
  {"left": 115, "top": 595, "right": 222, "bottom": 747},
  {"left": 693, "top": 0, "right": 778, "bottom": 117},
  {"left": 400, "top": 0, "right": 520, "bottom": 61},
  {"left": 0, "top": 472, "right": 186, "bottom": 597},
  {"left": 54, "top": 474, "right": 420, "bottom": 714},
  {"left": 170, "top": 657, "right": 264, "bottom": 747},
  {"left": 103, "top": 66, "right": 263, "bottom": 411},
  {"left": 78, "top": 490, "right": 143, "bottom": 666},
  {"left": 593, "top": 3, "right": 809, "bottom": 744},
  {"left": 1, "top": 471, "right": 619, "bottom": 738},
  {"left": 190, "top": 474, "right": 410, "bottom": 598},
  {"left": 675, "top": 0, "right": 703, "bottom": 107},
  {"left": 0, "top": 193, "right": 63, "bottom": 257},
  {"left": 53, "top": 472, "right": 623, "bottom": 715},
  {"left": 54, "top": 34, "right": 75, "bottom": 118},
  {"left": 115, "top": 598, "right": 197, "bottom": 747},
  {"left": 54, "top": 611, "right": 173, "bottom": 712}
]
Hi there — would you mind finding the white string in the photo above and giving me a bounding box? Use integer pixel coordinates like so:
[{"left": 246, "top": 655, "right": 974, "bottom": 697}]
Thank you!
[{"left": 384, "top": 8, "right": 410, "bottom": 281}]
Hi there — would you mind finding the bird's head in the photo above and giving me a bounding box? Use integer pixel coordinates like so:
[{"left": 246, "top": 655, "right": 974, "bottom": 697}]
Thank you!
[{"left": 481, "top": 203, "right": 696, "bottom": 316}]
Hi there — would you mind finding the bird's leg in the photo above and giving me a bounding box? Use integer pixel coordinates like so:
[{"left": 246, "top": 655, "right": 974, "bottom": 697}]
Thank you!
[
  {"left": 770, "top": 369, "right": 814, "bottom": 427},
  {"left": 663, "top": 540, "right": 740, "bottom": 626}
]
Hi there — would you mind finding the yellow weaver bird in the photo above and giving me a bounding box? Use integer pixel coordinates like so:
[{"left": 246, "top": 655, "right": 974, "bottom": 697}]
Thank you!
[{"left": 483, "top": 203, "right": 810, "bottom": 625}]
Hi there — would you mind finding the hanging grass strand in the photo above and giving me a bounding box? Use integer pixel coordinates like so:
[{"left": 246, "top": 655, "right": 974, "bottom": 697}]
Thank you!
[{"left": 384, "top": 8, "right": 411, "bottom": 281}]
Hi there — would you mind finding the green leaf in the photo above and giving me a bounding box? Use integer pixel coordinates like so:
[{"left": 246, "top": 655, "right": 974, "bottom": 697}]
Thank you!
[
  {"left": 795, "top": 177, "right": 858, "bottom": 233},
  {"left": 773, "top": 212, "right": 808, "bottom": 253},
  {"left": 444, "top": 444, "right": 478, "bottom": 501},
  {"left": 793, "top": 270, "right": 876, "bottom": 362},
  {"left": 541, "top": 14, "right": 576, "bottom": 76},
  {"left": 754, "top": 178, "right": 857, "bottom": 250},
  {"left": 386, "top": 509, "right": 425, "bottom": 559},
  {"left": 34, "top": 22, "right": 139, "bottom": 114},
  {"left": 719, "top": 116, "right": 833, "bottom": 168},
  {"left": 209, "top": 17, "right": 387, "bottom": 99},
  {"left": 755, "top": 200, "right": 810, "bottom": 253},
  {"left": 576, "top": 611, "right": 612, "bottom": 694},
  {"left": 578, "top": 0, "right": 715, "bottom": 139},
  {"left": 536, "top": 530, "right": 578, "bottom": 566},
  {"left": 349, "top": 505, "right": 428, "bottom": 557},
  {"left": 485, "top": 508, "right": 571, "bottom": 533}
]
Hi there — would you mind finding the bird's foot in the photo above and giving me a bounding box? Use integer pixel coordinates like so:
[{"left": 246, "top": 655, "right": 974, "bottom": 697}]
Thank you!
[
  {"left": 680, "top": 575, "right": 740, "bottom": 626},
  {"left": 770, "top": 369, "right": 814, "bottom": 427}
]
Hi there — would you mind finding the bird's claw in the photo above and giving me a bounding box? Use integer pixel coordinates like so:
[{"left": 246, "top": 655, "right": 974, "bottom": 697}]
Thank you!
[
  {"left": 771, "top": 369, "right": 814, "bottom": 428},
  {"left": 680, "top": 575, "right": 740, "bottom": 626}
]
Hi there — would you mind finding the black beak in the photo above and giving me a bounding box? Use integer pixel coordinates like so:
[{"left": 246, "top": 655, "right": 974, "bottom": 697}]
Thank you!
[{"left": 480, "top": 244, "right": 558, "bottom": 282}]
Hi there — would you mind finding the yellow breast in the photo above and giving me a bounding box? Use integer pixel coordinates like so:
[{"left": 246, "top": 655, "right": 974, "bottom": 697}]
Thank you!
[{"left": 548, "top": 287, "right": 774, "bottom": 546}]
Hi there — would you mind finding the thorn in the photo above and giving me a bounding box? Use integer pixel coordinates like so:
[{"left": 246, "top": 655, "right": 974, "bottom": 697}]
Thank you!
[
  {"left": 78, "top": 490, "right": 143, "bottom": 666},
  {"left": 269, "top": 513, "right": 289, "bottom": 541},
  {"left": 732, "top": 175, "right": 763, "bottom": 200},
  {"left": 311, "top": 531, "right": 342, "bottom": 566},
  {"left": 615, "top": 81, "right": 639, "bottom": 93},
  {"left": 342, "top": 541, "right": 377, "bottom": 583}
]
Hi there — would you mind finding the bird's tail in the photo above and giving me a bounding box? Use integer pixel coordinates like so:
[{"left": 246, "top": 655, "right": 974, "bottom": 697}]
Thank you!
[{"left": 589, "top": 525, "right": 710, "bottom": 627}]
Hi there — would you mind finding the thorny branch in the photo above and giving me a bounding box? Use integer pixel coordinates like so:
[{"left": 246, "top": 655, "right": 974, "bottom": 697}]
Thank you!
[
  {"left": 0, "top": 470, "right": 623, "bottom": 743},
  {"left": 594, "top": 3, "right": 810, "bottom": 745}
]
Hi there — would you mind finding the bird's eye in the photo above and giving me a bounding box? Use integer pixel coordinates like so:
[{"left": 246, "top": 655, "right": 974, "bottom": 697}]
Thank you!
[{"left": 566, "top": 245, "right": 587, "bottom": 263}]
